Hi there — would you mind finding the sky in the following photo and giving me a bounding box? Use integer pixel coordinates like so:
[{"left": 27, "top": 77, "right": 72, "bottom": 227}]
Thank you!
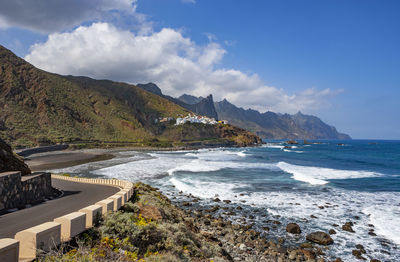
[{"left": 0, "top": 0, "right": 399, "bottom": 139}]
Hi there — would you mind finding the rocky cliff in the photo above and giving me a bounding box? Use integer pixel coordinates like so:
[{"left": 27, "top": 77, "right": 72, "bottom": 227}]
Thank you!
[
  {"left": 0, "top": 138, "right": 31, "bottom": 175},
  {"left": 137, "top": 83, "right": 218, "bottom": 120}
]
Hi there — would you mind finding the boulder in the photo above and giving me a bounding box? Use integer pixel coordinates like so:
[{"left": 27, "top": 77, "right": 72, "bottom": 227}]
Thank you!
[
  {"left": 342, "top": 222, "right": 355, "bottom": 233},
  {"left": 352, "top": 249, "right": 366, "bottom": 260},
  {"left": 329, "top": 229, "right": 337, "bottom": 235},
  {"left": 306, "top": 231, "right": 334, "bottom": 245},
  {"left": 286, "top": 223, "right": 302, "bottom": 234}
]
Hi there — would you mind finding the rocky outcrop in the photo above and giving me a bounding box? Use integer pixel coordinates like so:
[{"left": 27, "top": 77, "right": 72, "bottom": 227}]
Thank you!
[
  {"left": 137, "top": 83, "right": 219, "bottom": 120},
  {"left": 0, "top": 138, "right": 31, "bottom": 175},
  {"left": 306, "top": 231, "right": 334, "bottom": 245},
  {"left": 286, "top": 223, "right": 302, "bottom": 234},
  {"left": 342, "top": 222, "right": 355, "bottom": 233}
]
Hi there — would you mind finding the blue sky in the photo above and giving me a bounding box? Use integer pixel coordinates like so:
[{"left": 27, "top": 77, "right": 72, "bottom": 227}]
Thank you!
[{"left": 0, "top": 0, "right": 399, "bottom": 139}]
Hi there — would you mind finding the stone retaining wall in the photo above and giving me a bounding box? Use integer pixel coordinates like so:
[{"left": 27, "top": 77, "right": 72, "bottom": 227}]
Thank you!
[
  {"left": 0, "top": 175, "right": 134, "bottom": 261},
  {"left": 0, "top": 172, "right": 52, "bottom": 212}
]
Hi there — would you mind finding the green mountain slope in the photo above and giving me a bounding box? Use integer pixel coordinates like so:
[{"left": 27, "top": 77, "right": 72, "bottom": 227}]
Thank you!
[{"left": 0, "top": 45, "right": 261, "bottom": 148}]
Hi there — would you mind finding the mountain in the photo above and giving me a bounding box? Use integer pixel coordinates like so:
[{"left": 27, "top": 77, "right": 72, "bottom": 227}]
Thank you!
[
  {"left": 177, "top": 94, "right": 204, "bottom": 104},
  {"left": 136, "top": 83, "right": 350, "bottom": 140},
  {"left": 214, "top": 99, "right": 351, "bottom": 140},
  {"left": 0, "top": 45, "right": 261, "bottom": 148},
  {"left": 137, "top": 83, "right": 218, "bottom": 120}
]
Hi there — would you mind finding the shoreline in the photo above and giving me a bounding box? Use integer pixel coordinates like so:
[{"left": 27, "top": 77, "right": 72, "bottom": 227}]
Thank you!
[
  {"left": 25, "top": 146, "right": 391, "bottom": 261},
  {"left": 22, "top": 144, "right": 261, "bottom": 172},
  {"left": 25, "top": 150, "right": 115, "bottom": 172}
]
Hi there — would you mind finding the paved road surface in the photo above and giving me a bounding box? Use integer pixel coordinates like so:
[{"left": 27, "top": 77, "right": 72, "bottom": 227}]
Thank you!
[{"left": 0, "top": 178, "right": 119, "bottom": 238}]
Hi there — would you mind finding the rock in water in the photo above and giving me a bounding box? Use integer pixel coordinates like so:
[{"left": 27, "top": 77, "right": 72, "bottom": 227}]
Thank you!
[
  {"left": 286, "top": 223, "right": 302, "bottom": 234},
  {"left": 342, "top": 222, "right": 355, "bottom": 233},
  {"left": 306, "top": 232, "right": 334, "bottom": 245}
]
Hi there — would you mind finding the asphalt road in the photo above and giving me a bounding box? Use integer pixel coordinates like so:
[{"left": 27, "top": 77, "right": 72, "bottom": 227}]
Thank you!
[{"left": 0, "top": 178, "right": 119, "bottom": 238}]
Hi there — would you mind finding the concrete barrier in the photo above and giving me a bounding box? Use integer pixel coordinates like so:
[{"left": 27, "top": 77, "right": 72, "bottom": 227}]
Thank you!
[
  {"left": 0, "top": 238, "right": 19, "bottom": 262},
  {"left": 116, "top": 191, "right": 128, "bottom": 205},
  {"left": 96, "top": 199, "right": 114, "bottom": 214},
  {"left": 108, "top": 195, "right": 122, "bottom": 210},
  {"left": 79, "top": 205, "right": 103, "bottom": 228},
  {"left": 54, "top": 212, "right": 86, "bottom": 241},
  {"left": 15, "top": 222, "right": 61, "bottom": 259},
  {"left": 2, "top": 175, "right": 135, "bottom": 260}
]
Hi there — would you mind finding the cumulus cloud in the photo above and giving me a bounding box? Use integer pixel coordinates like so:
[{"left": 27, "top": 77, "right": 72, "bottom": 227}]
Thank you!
[
  {"left": 0, "top": 0, "right": 136, "bottom": 33},
  {"left": 25, "top": 22, "right": 339, "bottom": 114}
]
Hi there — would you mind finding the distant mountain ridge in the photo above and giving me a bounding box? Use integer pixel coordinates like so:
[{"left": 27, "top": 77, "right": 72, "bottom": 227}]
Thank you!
[
  {"left": 136, "top": 83, "right": 350, "bottom": 140},
  {"left": 214, "top": 99, "right": 350, "bottom": 140}
]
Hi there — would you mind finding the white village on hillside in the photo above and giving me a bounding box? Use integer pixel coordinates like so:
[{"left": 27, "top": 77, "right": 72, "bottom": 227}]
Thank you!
[{"left": 155, "top": 114, "right": 228, "bottom": 125}]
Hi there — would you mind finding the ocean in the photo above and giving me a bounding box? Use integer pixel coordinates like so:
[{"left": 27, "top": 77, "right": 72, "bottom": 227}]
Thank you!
[{"left": 52, "top": 140, "right": 400, "bottom": 261}]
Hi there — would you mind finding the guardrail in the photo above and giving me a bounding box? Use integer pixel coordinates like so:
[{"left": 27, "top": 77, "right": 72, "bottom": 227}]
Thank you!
[{"left": 0, "top": 175, "right": 134, "bottom": 262}]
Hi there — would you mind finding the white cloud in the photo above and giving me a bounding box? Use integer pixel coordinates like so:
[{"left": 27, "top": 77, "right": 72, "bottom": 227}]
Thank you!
[
  {"left": 0, "top": 0, "right": 137, "bottom": 33},
  {"left": 181, "top": 0, "right": 196, "bottom": 4},
  {"left": 25, "top": 22, "right": 339, "bottom": 114}
]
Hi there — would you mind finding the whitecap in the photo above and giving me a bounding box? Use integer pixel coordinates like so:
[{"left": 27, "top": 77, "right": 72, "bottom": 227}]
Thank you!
[
  {"left": 363, "top": 205, "right": 400, "bottom": 245},
  {"left": 277, "top": 161, "right": 382, "bottom": 185}
]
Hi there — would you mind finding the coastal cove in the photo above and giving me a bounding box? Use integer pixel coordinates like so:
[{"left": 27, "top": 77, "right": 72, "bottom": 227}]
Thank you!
[{"left": 46, "top": 140, "right": 400, "bottom": 261}]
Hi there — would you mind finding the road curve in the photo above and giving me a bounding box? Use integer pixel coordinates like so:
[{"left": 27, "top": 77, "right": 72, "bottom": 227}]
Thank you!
[{"left": 0, "top": 178, "right": 119, "bottom": 238}]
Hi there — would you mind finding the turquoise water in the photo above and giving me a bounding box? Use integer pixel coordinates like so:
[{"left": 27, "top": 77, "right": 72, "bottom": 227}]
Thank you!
[{"left": 53, "top": 140, "right": 400, "bottom": 261}]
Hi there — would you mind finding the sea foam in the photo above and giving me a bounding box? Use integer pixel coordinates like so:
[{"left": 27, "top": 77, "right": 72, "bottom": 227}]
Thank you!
[{"left": 277, "top": 161, "right": 382, "bottom": 185}]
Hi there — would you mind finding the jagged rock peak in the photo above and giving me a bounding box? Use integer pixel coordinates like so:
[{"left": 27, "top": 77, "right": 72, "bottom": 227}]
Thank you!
[{"left": 136, "top": 83, "right": 163, "bottom": 96}]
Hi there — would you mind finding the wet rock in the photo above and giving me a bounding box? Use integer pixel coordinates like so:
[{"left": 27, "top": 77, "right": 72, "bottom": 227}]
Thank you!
[
  {"left": 286, "top": 223, "right": 302, "bottom": 234},
  {"left": 213, "top": 198, "right": 221, "bottom": 202},
  {"left": 236, "top": 206, "right": 242, "bottom": 210},
  {"left": 306, "top": 231, "right": 334, "bottom": 245},
  {"left": 356, "top": 244, "right": 366, "bottom": 254},
  {"left": 182, "top": 202, "right": 192, "bottom": 206},
  {"left": 368, "top": 231, "right": 377, "bottom": 236},
  {"left": 370, "top": 259, "right": 381, "bottom": 262},
  {"left": 333, "top": 259, "right": 343, "bottom": 262},
  {"left": 342, "top": 222, "right": 355, "bottom": 233},
  {"left": 352, "top": 249, "right": 366, "bottom": 260},
  {"left": 223, "top": 200, "right": 231, "bottom": 204},
  {"left": 300, "top": 249, "right": 316, "bottom": 259},
  {"left": 329, "top": 229, "right": 336, "bottom": 235},
  {"left": 310, "top": 214, "right": 318, "bottom": 218},
  {"left": 333, "top": 223, "right": 339, "bottom": 227},
  {"left": 300, "top": 242, "right": 313, "bottom": 248},
  {"left": 273, "top": 220, "right": 281, "bottom": 225},
  {"left": 210, "top": 206, "right": 220, "bottom": 212}
]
